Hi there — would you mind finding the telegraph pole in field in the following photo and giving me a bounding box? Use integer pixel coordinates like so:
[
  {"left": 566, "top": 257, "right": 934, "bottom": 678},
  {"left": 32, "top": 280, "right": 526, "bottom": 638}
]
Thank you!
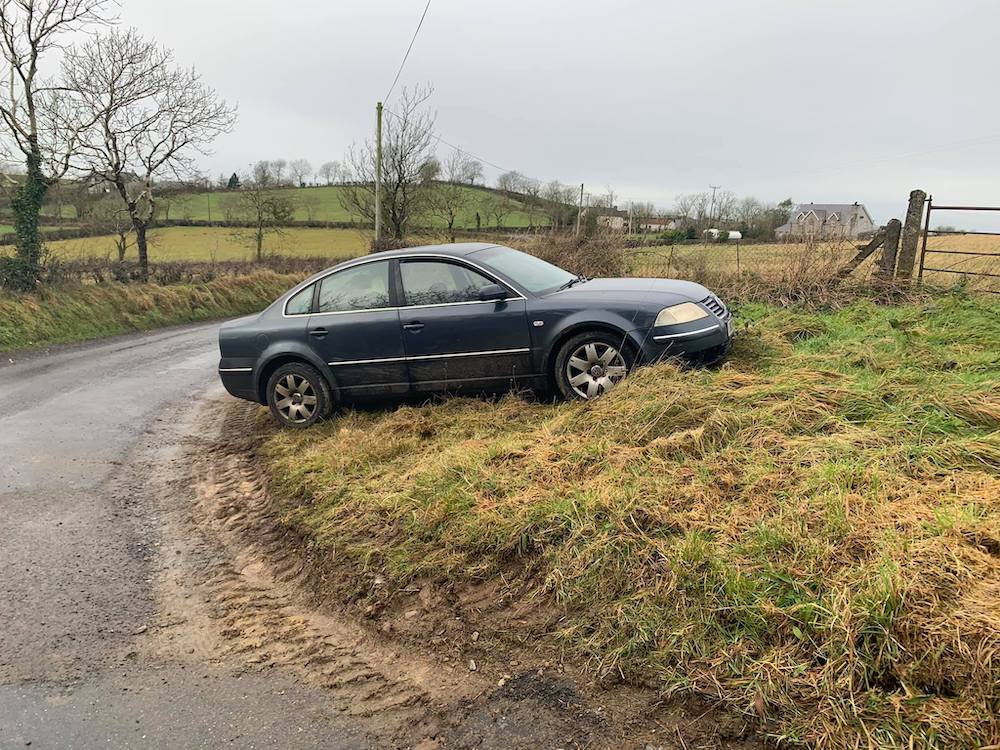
[
  {"left": 575, "top": 183, "right": 584, "bottom": 236},
  {"left": 709, "top": 185, "right": 720, "bottom": 226},
  {"left": 375, "top": 101, "right": 383, "bottom": 243}
]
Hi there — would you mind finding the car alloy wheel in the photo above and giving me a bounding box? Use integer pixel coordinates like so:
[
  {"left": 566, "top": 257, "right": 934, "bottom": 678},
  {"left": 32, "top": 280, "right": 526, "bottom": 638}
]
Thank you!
[
  {"left": 266, "top": 362, "right": 332, "bottom": 428},
  {"left": 273, "top": 373, "right": 318, "bottom": 423},
  {"left": 565, "top": 341, "right": 628, "bottom": 399}
]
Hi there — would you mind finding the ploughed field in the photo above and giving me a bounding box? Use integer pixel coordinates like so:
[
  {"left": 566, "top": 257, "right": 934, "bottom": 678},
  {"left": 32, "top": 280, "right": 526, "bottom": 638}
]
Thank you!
[{"left": 260, "top": 292, "right": 999, "bottom": 749}]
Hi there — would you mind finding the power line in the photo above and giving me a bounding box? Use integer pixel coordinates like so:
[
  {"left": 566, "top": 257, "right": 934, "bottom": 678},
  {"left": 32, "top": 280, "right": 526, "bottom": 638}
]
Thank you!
[
  {"left": 383, "top": 107, "right": 515, "bottom": 175},
  {"left": 384, "top": 0, "right": 432, "bottom": 102}
]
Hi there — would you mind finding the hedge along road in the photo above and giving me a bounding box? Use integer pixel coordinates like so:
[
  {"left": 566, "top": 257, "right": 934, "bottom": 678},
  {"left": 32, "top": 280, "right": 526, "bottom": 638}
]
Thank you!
[{"left": 0, "top": 322, "right": 372, "bottom": 749}]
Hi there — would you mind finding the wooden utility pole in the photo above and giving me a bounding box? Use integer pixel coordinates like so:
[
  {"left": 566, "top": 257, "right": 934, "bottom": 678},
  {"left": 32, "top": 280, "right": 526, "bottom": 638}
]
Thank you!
[
  {"left": 375, "top": 101, "right": 383, "bottom": 243},
  {"left": 575, "top": 183, "right": 584, "bottom": 236},
  {"left": 896, "top": 189, "right": 927, "bottom": 278}
]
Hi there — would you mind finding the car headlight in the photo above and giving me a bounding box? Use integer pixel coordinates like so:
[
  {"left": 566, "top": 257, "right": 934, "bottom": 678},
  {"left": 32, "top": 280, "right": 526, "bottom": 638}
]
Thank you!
[{"left": 654, "top": 302, "right": 710, "bottom": 327}]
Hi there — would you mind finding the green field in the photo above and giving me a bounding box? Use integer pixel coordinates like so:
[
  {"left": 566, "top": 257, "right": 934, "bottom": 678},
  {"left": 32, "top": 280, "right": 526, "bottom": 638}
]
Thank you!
[
  {"left": 43, "top": 226, "right": 371, "bottom": 262},
  {"left": 163, "top": 184, "right": 547, "bottom": 229}
]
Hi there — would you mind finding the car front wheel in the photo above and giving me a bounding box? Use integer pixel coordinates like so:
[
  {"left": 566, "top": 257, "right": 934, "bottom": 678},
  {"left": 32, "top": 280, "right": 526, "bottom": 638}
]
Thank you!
[
  {"left": 554, "top": 331, "right": 633, "bottom": 401},
  {"left": 266, "top": 363, "right": 333, "bottom": 428}
]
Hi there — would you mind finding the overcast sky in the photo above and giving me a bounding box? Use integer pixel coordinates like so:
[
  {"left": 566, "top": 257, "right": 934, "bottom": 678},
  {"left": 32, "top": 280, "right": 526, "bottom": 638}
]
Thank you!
[{"left": 123, "top": 0, "right": 999, "bottom": 226}]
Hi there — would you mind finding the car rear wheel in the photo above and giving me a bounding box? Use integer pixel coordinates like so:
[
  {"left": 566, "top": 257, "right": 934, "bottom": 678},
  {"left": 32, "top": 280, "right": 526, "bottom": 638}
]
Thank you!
[
  {"left": 554, "top": 331, "right": 633, "bottom": 401},
  {"left": 266, "top": 363, "right": 333, "bottom": 428}
]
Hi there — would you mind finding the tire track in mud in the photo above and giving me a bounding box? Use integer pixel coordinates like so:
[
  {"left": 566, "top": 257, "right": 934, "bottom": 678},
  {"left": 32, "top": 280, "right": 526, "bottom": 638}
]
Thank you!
[
  {"left": 151, "top": 402, "right": 486, "bottom": 746},
  {"left": 149, "top": 400, "right": 762, "bottom": 749}
]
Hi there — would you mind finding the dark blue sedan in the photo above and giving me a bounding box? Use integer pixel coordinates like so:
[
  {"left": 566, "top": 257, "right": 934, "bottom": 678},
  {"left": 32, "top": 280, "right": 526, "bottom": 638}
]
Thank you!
[{"left": 218, "top": 243, "right": 733, "bottom": 427}]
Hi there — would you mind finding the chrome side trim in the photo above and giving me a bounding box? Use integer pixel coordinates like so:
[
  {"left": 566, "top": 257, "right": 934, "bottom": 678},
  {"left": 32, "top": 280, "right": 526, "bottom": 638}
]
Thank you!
[
  {"left": 652, "top": 324, "right": 721, "bottom": 341},
  {"left": 327, "top": 347, "right": 530, "bottom": 367},
  {"left": 406, "top": 347, "right": 530, "bottom": 362},
  {"left": 302, "top": 305, "right": 397, "bottom": 318},
  {"left": 219, "top": 367, "right": 253, "bottom": 373},
  {"left": 327, "top": 356, "right": 407, "bottom": 367},
  {"left": 403, "top": 297, "right": 523, "bottom": 311}
]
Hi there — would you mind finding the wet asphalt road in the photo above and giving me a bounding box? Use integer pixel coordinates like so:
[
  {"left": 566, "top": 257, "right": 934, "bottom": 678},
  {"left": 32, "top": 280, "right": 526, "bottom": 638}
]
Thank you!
[{"left": 0, "top": 323, "right": 367, "bottom": 749}]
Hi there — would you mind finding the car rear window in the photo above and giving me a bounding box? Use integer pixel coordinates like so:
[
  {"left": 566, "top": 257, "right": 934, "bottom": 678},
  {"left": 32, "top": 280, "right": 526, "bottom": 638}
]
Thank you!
[{"left": 284, "top": 284, "right": 314, "bottom": 315}]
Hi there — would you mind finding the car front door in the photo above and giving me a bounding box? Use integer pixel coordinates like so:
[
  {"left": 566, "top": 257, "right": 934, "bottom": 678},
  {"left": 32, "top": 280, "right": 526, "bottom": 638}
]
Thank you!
[
  {"left": 305, "top": 259, "right": 409, "bottom": 397},
  {"left": 396, "top": 258, "right": 533, "bottom": 391}
]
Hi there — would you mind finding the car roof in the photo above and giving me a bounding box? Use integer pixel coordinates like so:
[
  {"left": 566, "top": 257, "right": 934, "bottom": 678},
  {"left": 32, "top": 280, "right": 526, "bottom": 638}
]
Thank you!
[{"left": 364, "top": 242, "right": 500, "bottom": 259}]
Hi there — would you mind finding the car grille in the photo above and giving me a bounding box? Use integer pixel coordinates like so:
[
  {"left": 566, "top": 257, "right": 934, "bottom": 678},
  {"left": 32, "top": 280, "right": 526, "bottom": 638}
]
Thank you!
[{"left": 701, "top": 294, "right": 728, "bottom": 319}]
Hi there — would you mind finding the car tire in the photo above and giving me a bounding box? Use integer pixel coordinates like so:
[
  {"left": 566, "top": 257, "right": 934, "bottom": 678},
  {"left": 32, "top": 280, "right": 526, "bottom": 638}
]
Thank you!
[
  {"left": 553, "top": 330, "right": 635, "bottom": 401},
  {"left": 266, "top": 362, "right": 333, "bottom": 428}
]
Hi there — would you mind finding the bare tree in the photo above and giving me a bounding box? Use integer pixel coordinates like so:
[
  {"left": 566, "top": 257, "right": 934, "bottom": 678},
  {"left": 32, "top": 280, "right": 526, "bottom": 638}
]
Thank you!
[
  {"left": 234, "top": 174, "right": 294, "bottom": 260},
  {"left": 675, "top": 192, "right": 711, "bottom": 231},
  {"left": 461, "top": 157, "right": 482, "bottom": 186},
  {"left": 288, "top": 158, "right": 311, "bottom": 187},
  {"left": 339, "top": 85, "right": 435, "bottom": 240},
  {"left": 317, "top": 160, "right": 340, "bottom": 185},
  {"left": 63, "top": 28, "right": 236, "bottom": 280},
  {"left": 251, "top": 160, "right": 273, "bottom": 187},
  {"left": 427, "top": 150, "right": 469, "bottom": 242},
  {"left": 0, "top": 0, "right": 113, "bottom": 287},
  {"left": 89, "top": 196, "right": 133, "bottom": 260},
  {"left": 713, "top": 189, "right": 738, "bottom": 226},
  {"left": 518, "top": 175, "right": 541, "bottom": 228},
  {"left": 270, "top": 158, "right": 288, "bottom": 186},
  {"left": 541, "top": 180, "right": 576, "bottom": 230},
  {"left": 629, "top": 201, "right": 656, "bottom": 233}
]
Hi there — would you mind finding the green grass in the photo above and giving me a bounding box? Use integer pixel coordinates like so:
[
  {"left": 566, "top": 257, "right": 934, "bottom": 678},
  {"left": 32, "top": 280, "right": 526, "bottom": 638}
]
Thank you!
[
  {"left": 261, "top": 292, "right": 1000, "bottom": 749},
  {"left": 0, "top": 271, "right": 301, "bottom": 350},
  {"left": 163, "top": 184, "right": 547, "bottom": 229},
  {"left": 41, "top": 226, "right": 371, "bottom": 262}
]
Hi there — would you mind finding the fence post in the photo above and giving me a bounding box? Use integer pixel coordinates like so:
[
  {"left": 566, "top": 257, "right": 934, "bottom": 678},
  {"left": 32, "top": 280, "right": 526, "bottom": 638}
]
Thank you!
[
  {"left": 896, "top": 189, "right": 927, "bottom": 278},
  {"left": 877, "top": 218, "right": 902, "bottom": 278}
]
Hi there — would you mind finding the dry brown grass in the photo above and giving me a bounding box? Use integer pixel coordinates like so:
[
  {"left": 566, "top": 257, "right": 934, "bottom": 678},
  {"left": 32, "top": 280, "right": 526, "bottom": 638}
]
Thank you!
[
  {"left": 262, "top": 292, "right": 1000, "bottom": 748},
  {"left": 630, "top": 235, "right": 1000, "bottom": 295}
]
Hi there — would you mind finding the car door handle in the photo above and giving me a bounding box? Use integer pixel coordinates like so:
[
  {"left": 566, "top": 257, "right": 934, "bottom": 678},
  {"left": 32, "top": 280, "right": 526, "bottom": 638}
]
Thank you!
[
  {"left": 309, "top": 327, "right": 328, "bottom": 339},
  {"left": 402, "top": 321, "right": 424, "bottom": 332}
]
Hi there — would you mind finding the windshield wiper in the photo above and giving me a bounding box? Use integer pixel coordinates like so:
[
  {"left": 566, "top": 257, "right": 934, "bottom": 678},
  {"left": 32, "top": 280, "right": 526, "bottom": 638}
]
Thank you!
[{"left": 558, "top": 275, "right": 589, "bottom": 291}]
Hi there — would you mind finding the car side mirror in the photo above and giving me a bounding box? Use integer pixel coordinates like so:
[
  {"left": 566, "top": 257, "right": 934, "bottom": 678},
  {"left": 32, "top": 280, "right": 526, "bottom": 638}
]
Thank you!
[{"left": 478, "top": 284, "right": 508, "bottom": 302}]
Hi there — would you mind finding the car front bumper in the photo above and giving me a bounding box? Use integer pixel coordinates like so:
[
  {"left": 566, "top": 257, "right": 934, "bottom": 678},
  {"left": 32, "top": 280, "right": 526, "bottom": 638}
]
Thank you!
[{"left": 634, "top": 314, "right": 733, "bottom": 366}]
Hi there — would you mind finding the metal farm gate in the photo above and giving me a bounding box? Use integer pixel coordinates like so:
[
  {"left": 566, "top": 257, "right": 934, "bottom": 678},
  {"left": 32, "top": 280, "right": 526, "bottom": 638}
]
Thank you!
[{"left": 918, "top": 199, "right": 1000, "bottom": 292}]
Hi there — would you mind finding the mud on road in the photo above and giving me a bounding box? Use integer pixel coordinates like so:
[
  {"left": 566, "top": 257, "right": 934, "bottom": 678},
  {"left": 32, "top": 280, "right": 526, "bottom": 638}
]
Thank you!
[{"left": 153, "top": 399, "right": 762, "bottom": 750}]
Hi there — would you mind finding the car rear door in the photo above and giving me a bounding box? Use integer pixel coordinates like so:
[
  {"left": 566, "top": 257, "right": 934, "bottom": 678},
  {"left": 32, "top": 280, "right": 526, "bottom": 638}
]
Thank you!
[
  {"left": 396, "top": 258, "right": 533, "bottom": 391},
  {"left": 305, "top": 259, "right": 408, "bottom": 397}
]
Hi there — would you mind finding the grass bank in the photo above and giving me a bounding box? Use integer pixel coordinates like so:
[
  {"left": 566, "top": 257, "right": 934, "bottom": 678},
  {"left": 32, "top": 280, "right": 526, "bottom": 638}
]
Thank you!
[
  {"left": 0, "top": 270, "right": 299, "bottom": 351},
  {"left": 261, "top": 292, "right": 999, "bottom": 748}
]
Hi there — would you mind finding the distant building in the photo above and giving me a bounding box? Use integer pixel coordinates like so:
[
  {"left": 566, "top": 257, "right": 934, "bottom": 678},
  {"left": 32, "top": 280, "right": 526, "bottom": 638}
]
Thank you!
[
  {"left": 637, "top": 217, "right": 678, "bottom": 232},
  {"left": 587, "top": 205, "right": 629, "bottom": 231},
  {"left": 775, "top": 202, "right": 875, "bottom": 240}
]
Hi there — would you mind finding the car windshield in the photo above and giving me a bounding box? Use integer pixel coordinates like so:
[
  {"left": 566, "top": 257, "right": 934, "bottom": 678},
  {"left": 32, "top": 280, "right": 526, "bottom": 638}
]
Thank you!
[{"left": 471, "top": 246, "right": 576, "bottom": 295}]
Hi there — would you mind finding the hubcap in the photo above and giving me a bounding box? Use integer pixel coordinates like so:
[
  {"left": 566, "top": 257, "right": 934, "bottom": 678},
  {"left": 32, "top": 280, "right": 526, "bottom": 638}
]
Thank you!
[
  {"left": 566, "top": 342, "right": 627, "bottom": 399},
  {"left": 273, "top": 374, "right": 317, "bottom": 423}
]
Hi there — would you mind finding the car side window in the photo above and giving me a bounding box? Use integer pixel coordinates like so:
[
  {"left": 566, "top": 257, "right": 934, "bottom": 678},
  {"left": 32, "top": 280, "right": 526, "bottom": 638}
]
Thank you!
[
  {"left": 400, "top": 261, "right": 498, "bottom": 306},
  {"left": 285, "top": 284, "right": 314, "bottom": 315},
  {"left": 316, "top": 261, "right": 391, "bottom": 313}
]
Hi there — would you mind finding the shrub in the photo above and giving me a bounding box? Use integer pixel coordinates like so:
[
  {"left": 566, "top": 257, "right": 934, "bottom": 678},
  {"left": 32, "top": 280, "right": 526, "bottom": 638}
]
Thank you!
[{"left": 510, "top": 232, "right": 628, "bottom": 278}]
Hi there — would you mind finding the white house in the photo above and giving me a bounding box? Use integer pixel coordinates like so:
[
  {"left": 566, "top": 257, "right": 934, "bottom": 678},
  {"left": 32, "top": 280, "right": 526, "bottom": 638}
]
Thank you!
[
  {"left": 775, "top": 203, "right": 875, "bottom": 240},
  {"left": 638, "top": 217, "right": 678, "bottom": 232}
]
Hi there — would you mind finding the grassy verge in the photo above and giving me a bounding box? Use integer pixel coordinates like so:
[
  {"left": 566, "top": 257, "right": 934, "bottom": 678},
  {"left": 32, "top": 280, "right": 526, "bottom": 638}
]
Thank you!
[
  {"left": 0, "top": 270, "right": 299, "bottom": 351},
  {"left": 261, "top": 292, "right": 999, "bottom": 748}
]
